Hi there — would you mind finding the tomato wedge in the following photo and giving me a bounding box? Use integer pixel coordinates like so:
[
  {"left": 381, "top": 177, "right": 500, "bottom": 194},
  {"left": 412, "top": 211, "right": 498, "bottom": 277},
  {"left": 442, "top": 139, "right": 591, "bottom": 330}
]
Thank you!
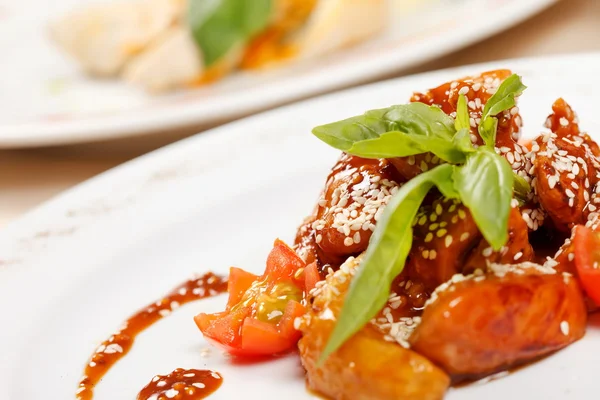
[
  {"left": 195, "top": 239, "right": 307, "bottom": 357},
  {"left": 573, "top": 225, "right": 600, "bottom": 305},
  {"left": 304, "top": 262, "right": 321, "bottom": 293}
]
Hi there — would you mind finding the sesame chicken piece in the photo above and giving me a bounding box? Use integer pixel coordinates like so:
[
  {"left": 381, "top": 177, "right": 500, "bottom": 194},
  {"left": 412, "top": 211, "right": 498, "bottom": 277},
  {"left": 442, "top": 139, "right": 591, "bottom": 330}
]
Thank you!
[
  {"left": 410, "top": 264, "right": 587, "bottom": 382},
  {"left": 406, "top": 198, "right": 481, "bottom": 291},
  {"left": 463, "top": 206, "right": 534, "bottom": 274},
  {"left": 531, "top": 99, "right": 600, "bottom": 232},
  {"left": 412, "top": 69, "right": 522, "bottom": 145},
  {"left": 391, "top": 70, "right": 526, "bottom": 180},
  {"left": 298, "top": 256, "right": 450, "bottom": 400},
  {"left": 294, "top": 216, "right": 321, "bottom": 266},
  {"left": 295, "top": 153, "right": 403, "bottom": 273}
]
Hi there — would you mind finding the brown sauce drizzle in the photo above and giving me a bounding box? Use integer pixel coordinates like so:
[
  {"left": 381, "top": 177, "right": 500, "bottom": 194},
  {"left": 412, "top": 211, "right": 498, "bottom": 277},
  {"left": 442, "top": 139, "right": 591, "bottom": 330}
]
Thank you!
[
  {"left": 76, "top": 272, "right": 228, "bottom": 400},
  {"left": 137, "top": 368, "right": 222, "bottom": 400}
]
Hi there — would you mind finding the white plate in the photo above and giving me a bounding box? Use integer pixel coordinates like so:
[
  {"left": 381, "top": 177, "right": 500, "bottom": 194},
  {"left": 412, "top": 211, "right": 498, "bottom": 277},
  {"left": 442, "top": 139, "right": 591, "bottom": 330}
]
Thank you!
[
  {"left": 0, "top": 0, "right": 558, "bottom": 148},
  {"left": 1, "top": 53, "right": 600, "bottom": 400}
]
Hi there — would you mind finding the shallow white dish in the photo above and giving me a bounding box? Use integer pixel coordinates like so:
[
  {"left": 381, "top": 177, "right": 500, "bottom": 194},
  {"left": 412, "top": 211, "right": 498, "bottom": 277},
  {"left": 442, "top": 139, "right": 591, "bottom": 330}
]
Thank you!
[
  {"left": 2, "top": 53, "right": 600, "bottom": 399},
  {"left": 0, "top": 0, "right": 557, "bottom": 147}
]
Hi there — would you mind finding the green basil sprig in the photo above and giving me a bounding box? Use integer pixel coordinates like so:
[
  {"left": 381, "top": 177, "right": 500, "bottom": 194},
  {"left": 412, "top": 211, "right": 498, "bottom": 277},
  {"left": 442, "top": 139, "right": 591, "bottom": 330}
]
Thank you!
[
  {"left": 312, "top": 103, "right": 466, "bottom": 163},
  {"left": 479, "top": 74, "right": 527, "bottom": 146},
  {"left": 453, "top": 147, "right": 513, "bottom": 249},
  {"left": 313, "top": 74, "right": 527, "bottom": 363},
  {"left": 188, "top": 0, "right": 272, "bottom": 67}
]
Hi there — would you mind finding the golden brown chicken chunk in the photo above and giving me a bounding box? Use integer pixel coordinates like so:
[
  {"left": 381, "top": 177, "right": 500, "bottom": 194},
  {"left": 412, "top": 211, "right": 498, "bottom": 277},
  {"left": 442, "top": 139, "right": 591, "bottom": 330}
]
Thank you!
[
  {"left": 463, "top": 206, "right": 535, "bottom": 273},
  {"left": 392, "top": 70, "right": 531, "bottom": 181},
  {"left": 531, "top": 99, "right": 600, "bottom": 232},
  {"left": 409, "top": 263, "right": 587, "bottom": 381},
  {"left": 294, "top": 153, "right": 403, "bottom": 272},
  {"left": 406, "top": 198, "right": 534, "bottom": 291},
  {"left": 298, "top": 256, "right": 450, "bottom": 400},
  {"left": 407, "top": 198, "right": 481, "bottom": 291}
]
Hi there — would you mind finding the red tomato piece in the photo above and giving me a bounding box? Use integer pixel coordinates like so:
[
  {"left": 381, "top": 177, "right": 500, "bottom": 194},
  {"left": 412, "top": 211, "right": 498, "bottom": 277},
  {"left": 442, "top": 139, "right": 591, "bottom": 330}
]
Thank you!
[
  {"left": 195, "top": 239, "right": 307, "bottom": 357},
  {"left": 227, "top": 267, "right": 259, "bottom": 308},
  {"left": 304, "top": 262, "right": 321, "bottom": 293},
  {"left": 573, "top": 225, "right": 600, "bottom": 305}
]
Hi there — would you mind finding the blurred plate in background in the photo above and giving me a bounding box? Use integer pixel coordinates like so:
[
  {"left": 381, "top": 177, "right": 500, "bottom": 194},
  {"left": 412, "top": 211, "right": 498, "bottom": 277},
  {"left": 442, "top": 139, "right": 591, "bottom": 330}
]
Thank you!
[{"left": 0, "top": 0, "right": 557, "bottom": 147}]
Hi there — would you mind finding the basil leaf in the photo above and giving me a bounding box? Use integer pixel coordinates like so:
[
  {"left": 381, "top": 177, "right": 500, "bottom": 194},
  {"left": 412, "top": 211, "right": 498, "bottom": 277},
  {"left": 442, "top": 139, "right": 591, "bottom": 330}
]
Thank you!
[
  {"left": 188, "top": 0, "right": 272, "bottom": 67},
  {"left": 479, "top": 74, "right": 526, "bottom": 146},
  {"left": 455, "top": 94, "right": 470, "bottom": 131},
  {"left": 346, "top": 131, "right": 465, "bottom": 163},
  {"left": 513, "top": 173, "right": 531, "bottom": 203},
  {"left": 313, "top": 103, "right": 462, "bottom": 162},
  {"left": 479, "top": 116, "right": 498, "bottom": 147},
  {"left": 452, "top": 128, "right": 475, "bottom": 154},
  {"left": 319, "top": 164, "right": 454, "bottom": 363},
  {"left": 453, "top": 147, "right": 513, "bottom": 249}
]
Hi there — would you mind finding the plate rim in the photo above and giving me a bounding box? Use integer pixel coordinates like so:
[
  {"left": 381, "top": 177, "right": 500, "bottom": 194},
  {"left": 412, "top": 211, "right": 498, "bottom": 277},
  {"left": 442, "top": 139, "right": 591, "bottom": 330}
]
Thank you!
[{"left": 0, "top": 0, "right": 558, "bottom": 148}]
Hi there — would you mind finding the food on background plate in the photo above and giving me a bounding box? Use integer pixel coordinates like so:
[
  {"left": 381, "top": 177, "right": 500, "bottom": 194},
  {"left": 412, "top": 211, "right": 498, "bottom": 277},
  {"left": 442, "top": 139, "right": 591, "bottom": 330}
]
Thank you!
[
  {"left": 78, "top": 70, "right": 600, "bottom": 400},
  {"left": 50, "top": 0, "right": 386, "bottom": 92}
]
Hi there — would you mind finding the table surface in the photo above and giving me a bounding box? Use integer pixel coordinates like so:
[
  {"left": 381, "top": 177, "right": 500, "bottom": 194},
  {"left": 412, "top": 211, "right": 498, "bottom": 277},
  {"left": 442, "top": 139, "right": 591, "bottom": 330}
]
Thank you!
[{"left": 2, "top": 0, "right": 599, "bottom": 227}]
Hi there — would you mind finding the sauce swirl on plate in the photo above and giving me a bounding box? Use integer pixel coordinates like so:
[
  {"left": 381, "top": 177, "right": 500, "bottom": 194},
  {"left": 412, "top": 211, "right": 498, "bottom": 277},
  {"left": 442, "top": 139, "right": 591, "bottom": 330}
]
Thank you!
[
  {"left": 137, "top": 368, "right": 222, "bottom": 400},
  {"left": 76, "top": 272, "right": 227, "bottom": 400}
]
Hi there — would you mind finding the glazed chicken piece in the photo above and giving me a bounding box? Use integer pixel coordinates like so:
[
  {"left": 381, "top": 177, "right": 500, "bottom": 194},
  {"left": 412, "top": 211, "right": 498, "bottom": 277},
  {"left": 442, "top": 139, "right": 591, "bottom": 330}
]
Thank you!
[
  {"left": 294, "top": 153, "right": 403, "bottom": 272},
  {"left": 463, "top": 206, "right": 535, "bottom": 273},
  {"left": 392, "top": 70, "right": 531, "bottom": 181},
  {"left": 409, "top": 263, "right": 587, "bottom": 381},
  {"left": 406, "top": 197, "right": 534, "bottom": 291},
  {"left": 407, "top": 198, "right": 481, "bottom": 291},
  {"left": 298, "top": 256, "right": 450, "bottom": 400},
  {"left": 531, "top": 99, "right": 600, "bottom": 232}
]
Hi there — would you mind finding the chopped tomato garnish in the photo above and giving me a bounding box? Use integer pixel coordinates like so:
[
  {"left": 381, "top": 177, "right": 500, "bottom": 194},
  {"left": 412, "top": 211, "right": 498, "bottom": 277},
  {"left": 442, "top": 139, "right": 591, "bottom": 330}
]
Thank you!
[
  {"left": 304, "top": 262, "right": 321, "bottom": 293},
  {"left": 195, "top": 239, "right": 307, "bottom": 357},
  {"left": 573, "top": 225, "right": 600, "bottom": 305}
]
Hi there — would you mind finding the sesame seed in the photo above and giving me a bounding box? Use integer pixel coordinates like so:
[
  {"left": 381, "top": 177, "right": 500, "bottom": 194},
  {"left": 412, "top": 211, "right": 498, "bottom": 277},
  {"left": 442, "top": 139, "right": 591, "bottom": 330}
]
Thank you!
[
  {"left": 458, "top": 86, "right": 469, "bottom": 95},
  {"left": 425, "top": 233, "right": 433, "bottom": 242},
  {"left": 482, "top": 247, "right": 493, "bottom": 257},
  {"left": 445, "top": 236, "right": 453, "bottom": 248},
  {"left": 506, "top": 152, "right": 515, "bottom": 164},
  {"left": 559, "top": 117, "right": 569, "bottom": 127},
  {"left": 353, "top": 232, "right": 361, "bottom": 244},
  {"left": 565, "top": 189, "right": 575, "bottom": 198},
  {"left": 344, "top": 237, "right": 354, "bottom": 247},
  {"left": 514, "top": 252, "right": 523, "bottom": 261},
  {"left": 436, "top": 229, "right": 447, "bottom": 238},
  {"left": 420, "top": 161, "right": 429, "bottom": 172},
  {"left": 429, "top": 250, "right": 437, "bottom": 260},
  {"left": 436, "top": 204, "right": 443, "bottom": 215},
  {"left": 560, "top": 321, "right": 570, "bottom": 336},
  {"left": 422, "top": 250, "right": 430, "bottom": 259},
  {"left": 460, "top": 232, "right": 470, "bottom": 242}
]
